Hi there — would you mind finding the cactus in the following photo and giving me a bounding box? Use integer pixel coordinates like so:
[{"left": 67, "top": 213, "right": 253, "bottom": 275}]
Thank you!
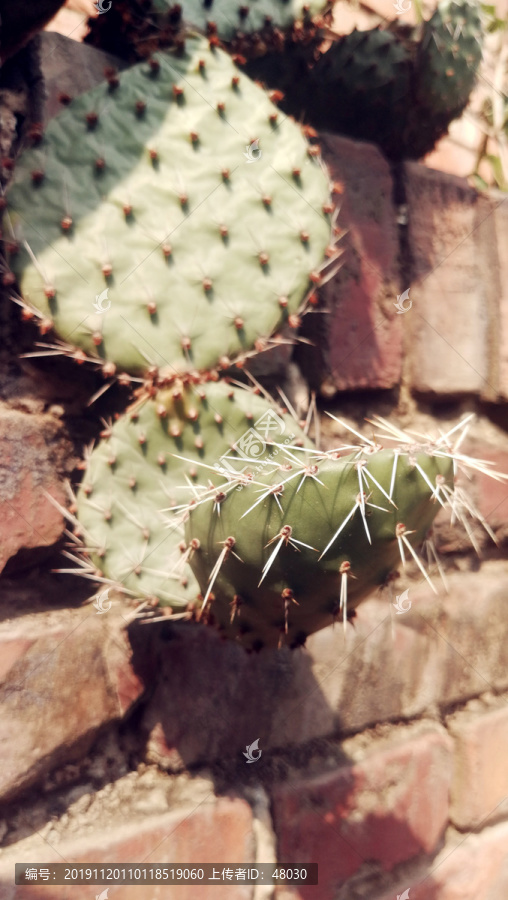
[
  {"left": 85, "top": 0, "right": 330, "bottom": 62},
  {"left": 256, "top": 0, "right": 484, "bottom": 161},
  {"left": 71, "top": 381, "right": 312, "bottom": 610},
  {"left": 289, "top": 27, "right": 413, "bottom": 160},
  {"left": 83, "top": 0, "right": 483, "bottom": 162},
  {"left": 3, "top": 36, "right": 334, "bottom": 382},
  {"left": 163, "top": 0, "right": 327, "bottom": 42},
  {"left": 61, "top": 401, "right": 507, "bottom": 648},
  {"left": 183, "top": 423, "right": 453, "bottom": 649},
  {"left": 4, "top": 4, "right": 501, "bottom": 655},
  {"left": 181, "top": 415, "right": 505, "bottom": 650},
  {"left": 415, "top": 0, "right": 483, "bottom": 118}
]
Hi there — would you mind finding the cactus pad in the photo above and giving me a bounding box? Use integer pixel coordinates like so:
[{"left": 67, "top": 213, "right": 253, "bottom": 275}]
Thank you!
[
  {"left": 184, "top": 430, "right": 455, "bottom": 649},
  {"left": 75, "top": 381, "right": 311, "bottom": 606},
  {"left": 85, "top": 0, "right": 329, "bottom": 62},
  {"left": 4, "top": 37, "right": 333, "bottom": 381},
  {"left": 281, "top": 0, "right": 483, "bottom": 161},
  {"left": 301, "top": 28, "right": 413, "bottom": 158},
  {"left": 416, "top": 0, "right": 483, "bottom": 117},
  {"left": 159, "top": 0, "right": 328, "bottom": 42}
]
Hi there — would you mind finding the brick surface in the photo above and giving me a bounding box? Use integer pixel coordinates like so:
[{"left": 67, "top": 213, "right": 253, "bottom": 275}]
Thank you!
[
  {"left": 0, "top": 408, "right": 67, "bottom": 572},
  {"left": 376, "top": 821, "right": 508, "bottom": 900},
  {"left": 271, "top": 726, "right": 452, "bottom": 899},
  {"left": 136, "top": 562, "right": 508, "bottom": 769},
  {"left": 0, "top": 610, "right": 144, "bottom": 801},
  {"left": 449, "top": 703, "right": 508, "bottom": 829},
  {"left": 0, "top": 796, "right": 254, "bottom": 900},
  {"left": 462, "top": 437, "right": 508, "bottom": 541},
  {"left": 404, "top": 164, "right": 497, "bottom": 397},
  {"left": 494, "top": 197, "right": 508, "bottom": 399},
  {"left": 317, "top": 134, "right": 402, "bottom": 392}
]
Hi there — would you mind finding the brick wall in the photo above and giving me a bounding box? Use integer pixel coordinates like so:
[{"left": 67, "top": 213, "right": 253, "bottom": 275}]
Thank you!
[{"left": 1, "top": 33, "right": 508, "bottom": 900}]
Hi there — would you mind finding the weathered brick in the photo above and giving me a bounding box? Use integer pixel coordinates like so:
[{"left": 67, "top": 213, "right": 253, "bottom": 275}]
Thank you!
[
  {"left": 0, "top": 408, "right": 67, "bottom": 572},
  {"left": 377, "top": 820, "right": 508, "bottom": 900},
  {"left": 303, "top": 563, "right": 508, "bottom": 734},
  {"left": 137, "top": 562, "right": 508, "bottom": 768},
  {"left": 0, "top": 610, "right": 144, "bottom": 801},
  {"left": 317, "top": 134, "right": 402, "bottom": 392},
  {"left": 448, "top": 702, "right": 508, "bottom": 829},
  {"left": 404, "top": 164, "right": 496, "bottom": 397},
  {"left": 0, "top": 796, "right": 254, "bottom": 900},
  {"left": 271, "top": 726, "right": 452, "bottom": 897},
  {"left": 494, "top": 195, "right": 508, "bottom": 399},
  {"left": 461, "top": 436, "right": 508, "bottom": 541}
]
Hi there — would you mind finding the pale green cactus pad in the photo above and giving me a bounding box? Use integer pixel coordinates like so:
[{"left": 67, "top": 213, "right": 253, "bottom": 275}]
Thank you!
[
  {"left": 4, "top": 36, "right": 333, "bottom": 380},
  {"left": 74, "top": 381, "right": 311, "bottom": 606}
]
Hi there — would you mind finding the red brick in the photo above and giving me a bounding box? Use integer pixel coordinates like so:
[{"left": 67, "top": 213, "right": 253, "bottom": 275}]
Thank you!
[
  {"left": 376, "top": 820, "right": 508, "bottom": 900},
  {"left": 0, "top": 409, "right": 67, "bottom": 572},
  {"left": 0, "top": 610, "right": 144, "bottom": 801},
  {"left": 105, "top": 623, "right": 145, "bottom": 717},
  {"left": 137, "top": 563, "right": 508, "bottom": 769},
  {"left": 462, "top": 437, "right": 508, "bottom": 540},
  {"left": 314, "top": 562, "right": 508, "bottom": 732},
  {"left": 495, "top": 198, "right": 508, "bottom": 399},
  {"left": 318, "top": 134, "right": 402, "bottom": 392},
  {"left": 404, "top": 164, "right": 495, "bottom": 397},
  {"left": 271, "top": 726, "right": 452, "bottom": 897},
  {"left": 448, "top": 703, "right": 508, "bottom": 829},
  {"left": 0, "top": 633, "right": 36, "bottom": 681},
  {"left": 0, "top": 797, "right": 254, "bottom": 900}
]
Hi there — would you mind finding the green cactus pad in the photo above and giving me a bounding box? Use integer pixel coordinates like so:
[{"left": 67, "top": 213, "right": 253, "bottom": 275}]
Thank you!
[
  {"left": 75, "top": 381, "right": 311, "bottom": 605},
  {"left": 185, "top": 441, "right": 454, "bottom": 649},
  {"left": 281, "top": 0, "right": 483, "bottom": 161},
  {"left": 5, "top": 37, "right": 332, "bottom": 380},
  {"left": 300, "top": 28, "right": 413, "bottom": 156},
  {"left": 416, "top": 0, "right": 483, "bottom": 116}
]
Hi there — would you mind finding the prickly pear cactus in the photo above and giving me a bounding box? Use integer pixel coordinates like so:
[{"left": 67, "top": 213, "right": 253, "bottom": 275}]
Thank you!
[
  {"left": 162, "top": 0, "right": 328, "bottom": 42},
  {"left": 184, "top": 428, "right": 455, "bottom": 649},
  {"left": 415, "top": 0, "right": 483, "bottom": 117},
  {"left": 74, "top": 381, "right": 311, "bottom": 607},
  {"left": 281, "top": 0, "right": 483, "bottom": 161},
  {"left": 294, "top": 28, "right": 413, "bottom": 158},
  {"left": 85, "top": 0, "right": 330, "bottom": 62},
  {"left": 3, "top": 37, "right": 333, "bottom": 381}
]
